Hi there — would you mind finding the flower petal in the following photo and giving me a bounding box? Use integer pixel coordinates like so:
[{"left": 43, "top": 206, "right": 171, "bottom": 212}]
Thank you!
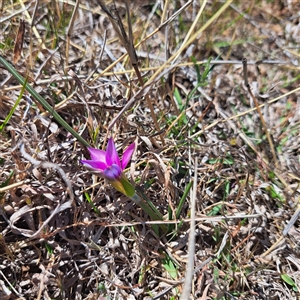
[
  {"left": 106, "top": 138, "right": 121, "bottom": 167},
  {"left": 121, "top": 142, "right": 135, "bottom": 170},
  {"left": 103, "top": 164, "right": 121, "bottom": 180},
  {"left": 87, "top": 147, "right": 106, "bottom": 162},
  {"left": 80, "top": 160, "right": 107, "bottom": 171}
]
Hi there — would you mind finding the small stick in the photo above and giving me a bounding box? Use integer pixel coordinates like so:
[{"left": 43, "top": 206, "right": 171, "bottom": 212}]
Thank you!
[
  {"left": 180, "top": 158, "right": 197, "bottom": 299},
  {"left": 283, "top": 203, "right": 300, "bottom": 236},
  {"left": 242, "top": 57, "right": 248, "bottom": 86}
]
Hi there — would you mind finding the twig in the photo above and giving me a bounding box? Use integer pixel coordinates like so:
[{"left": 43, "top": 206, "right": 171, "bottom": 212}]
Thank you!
[
  {"left": 180, "top": 158, "right": 198, "bottom": 299},
  {"left": 283, "top": 202, "right": 300, "bottom": 236},
  {"left": 91, "top": 213, "right": 263, "bottom": 227}
]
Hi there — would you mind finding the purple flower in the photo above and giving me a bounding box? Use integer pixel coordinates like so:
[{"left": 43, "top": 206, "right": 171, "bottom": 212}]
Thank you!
[{"left": 80, "top": 138, "right": 135, "bottom": 181}]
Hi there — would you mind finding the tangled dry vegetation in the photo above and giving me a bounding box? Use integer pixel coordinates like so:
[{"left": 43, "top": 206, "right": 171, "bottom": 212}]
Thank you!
[{"left": 1, "top": 1, "right": 300, "bottom": 299}]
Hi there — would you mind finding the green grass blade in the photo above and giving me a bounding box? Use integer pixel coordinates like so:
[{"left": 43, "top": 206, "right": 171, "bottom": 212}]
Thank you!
[
  {"left": 84, "top": 192, "right": 101, "bottom": 216},
  {"left": 161, "top": 252, "right": 178, "bottom": 279},
  {"left": 191, "top": 56, "right": 201, "bottom": 83},
  {"left": 0, "top": 55, "right": 90, "bottom": 147},
  {"left": 173, "top": 87, "right": 184, "bottom": 111},
  {"left": 167, "top": 180, "right": 193, "bottom": 235},
  {"left": 0, "top": 77, "right": 27, "bottom": 132},
  {"left": 176, "top": 180, "right": 193, "bottom": 219}
]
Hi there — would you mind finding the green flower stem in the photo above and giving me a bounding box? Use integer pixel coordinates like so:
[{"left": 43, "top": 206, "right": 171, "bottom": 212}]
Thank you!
[
  {"left": 0, "top": 55, "right": 90, "bottom": 147},
  {"left": 135, "top": 187, "right": 164, "bottom": 219},
  {"left": 131, "top": 193, "right": 167, "bottom": 234},
  {"left": 131, "top": 193, "right": 161, "bottom": 220}
]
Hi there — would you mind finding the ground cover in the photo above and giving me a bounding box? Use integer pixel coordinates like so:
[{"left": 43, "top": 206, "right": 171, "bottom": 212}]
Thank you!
[{"left": 0, "top": 1, "right": 300, "bottom": 299}]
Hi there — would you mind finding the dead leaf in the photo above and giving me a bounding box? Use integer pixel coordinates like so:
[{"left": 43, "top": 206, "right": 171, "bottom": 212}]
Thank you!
[{"left": 13, "top": 19, "right": 25, "bottom": 64}]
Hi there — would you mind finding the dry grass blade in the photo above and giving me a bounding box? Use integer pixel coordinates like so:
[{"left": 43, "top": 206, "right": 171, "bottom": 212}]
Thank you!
[
  {"left": 190, "top": 85, "right": 300, "bottom": 140},
  {"left": 108, "top": 65, "right": 175, "bottom": 130},
  {"left": 98, "top": 0, "right": 162, "bottom": 141},
  {"left": 8, "top": 144, "right": 74, "bottom": 238},
  {"left": 0, "top": 5, "right": 29, "bottom": 22},
  {"left": 18, "top": 1, "right": 45, "bottom": 50},
  {"left": 92, "top": 0, "right": 193, "bottom": 82},
  {"left": 172, "top": 0, "right": 207, "bottom": 63},
  {"left": 147, "top": 0, "right": 233, "bottom": 85},
  {"left": 0, "top": 55, "right": 90, "bottom": 146},
  {"left": 243, "top": 58, "right": 279, "bottom": 168},
  {"left": 65, "top": 0, "right": 79, "bottom": 70}
]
